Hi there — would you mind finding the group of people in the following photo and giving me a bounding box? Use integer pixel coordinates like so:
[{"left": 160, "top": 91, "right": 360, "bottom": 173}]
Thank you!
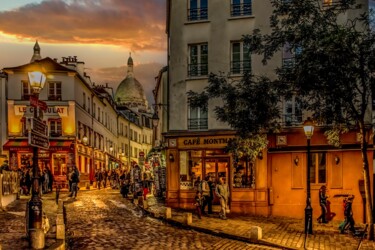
[
  {"left": 19, "top": 164, "right": 54, "bottom": 196},
  {"left": 317, "top": 185, "right": 356, "bottom": 234},
  {"left": 194, "top": 176, "right": 229, "bottom": 220},
  {"left": 94, "top": 169, "right": 122, "bottom": 190}
]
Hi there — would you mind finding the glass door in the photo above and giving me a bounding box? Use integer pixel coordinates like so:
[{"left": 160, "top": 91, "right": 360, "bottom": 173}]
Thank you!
[{"left": 204, "top": 158, "right": 229, "bottom": 205}]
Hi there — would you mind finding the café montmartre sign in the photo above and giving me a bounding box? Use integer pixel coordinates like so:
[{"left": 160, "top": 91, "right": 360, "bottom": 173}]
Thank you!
[
  {"left": 179, "top": 136, "right": 234, "bottom": 148},
  {"left": 14, "top": 105, "right": 68, "bottom": 117}
]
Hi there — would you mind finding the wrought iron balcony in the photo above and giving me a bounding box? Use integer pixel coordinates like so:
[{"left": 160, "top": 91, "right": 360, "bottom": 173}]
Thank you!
[
  {"left": 188, "top": 7, "right": 208, "bottom": 21},
  {"left": 188, "top": 118, "right": 208, "bottom": 130},
  {"left": 188, "top": 63, "right": 208, "bottom": 77},
  {"left": 230, "top": 60, "right": 251, "bottom": 74},
  {"left": 231, "top": 2, "right": 252, "bottom": 16},
  {"left": 282, "top": 114, "right": 303, "bottom": 127}
]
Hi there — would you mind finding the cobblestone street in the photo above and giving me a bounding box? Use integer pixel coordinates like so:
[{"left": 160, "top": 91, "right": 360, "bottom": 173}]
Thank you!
[{"left": 64, "top": 189, "right": 277, "bottom": 250}]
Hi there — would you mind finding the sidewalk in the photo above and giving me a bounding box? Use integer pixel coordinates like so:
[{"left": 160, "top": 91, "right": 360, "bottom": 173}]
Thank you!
[{"left": 140, "top": 196, "right": 375, "bottom": 250}]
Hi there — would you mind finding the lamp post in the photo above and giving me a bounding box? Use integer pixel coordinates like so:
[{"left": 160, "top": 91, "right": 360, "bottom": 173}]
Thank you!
[
  {"left": 303, "top": 117, "right": 314, "bottom": 235},
  {"left": 27, "top": 70, "right": 47, "bottom": 249}
]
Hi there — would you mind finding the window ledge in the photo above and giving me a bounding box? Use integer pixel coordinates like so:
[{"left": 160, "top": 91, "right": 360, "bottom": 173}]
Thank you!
[
  {"left": 228, "top": 15, "right": 255, "bottom": 21},
  {"left": 186, "top": 76, "right": 209, "bottom": 81},
  {"left": 184, "top": 20, "right": 210, "bottom": 25}
]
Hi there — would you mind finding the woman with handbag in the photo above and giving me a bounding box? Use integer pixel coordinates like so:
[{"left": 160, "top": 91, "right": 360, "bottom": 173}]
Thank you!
[{"left": 215, "top": 177, "right": 229, "bottom": 220}]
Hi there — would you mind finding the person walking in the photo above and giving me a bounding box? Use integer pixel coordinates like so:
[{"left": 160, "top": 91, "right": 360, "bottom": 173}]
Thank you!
[
  {"left": 201, "top": 176, "right": 211, "bottom": 215},
  {"left": 215, "top": 177, "right": 229, "bottom": 220},
  {"left": 194, "top": 191, "right": 204, "bottom": 219},
  {"left": 95, "top": 169, "right": 103, "bottom": 190},
  {"left": 340, "top": 195, "right": 355, "bottom": 234},
  {"left": 69, "top": 166, "right": 80, "bottom": 199},
  {"left": 317, "top": 185, "right": 328, "bottom": 223}
]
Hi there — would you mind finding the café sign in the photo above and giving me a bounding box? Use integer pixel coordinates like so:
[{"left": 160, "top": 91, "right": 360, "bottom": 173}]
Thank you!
[
  {"left": 178, "top": 136, "right": 234, "bottom": 149},
  {"left": 15, "top": 105, "right": 68, "bottom": 117}
]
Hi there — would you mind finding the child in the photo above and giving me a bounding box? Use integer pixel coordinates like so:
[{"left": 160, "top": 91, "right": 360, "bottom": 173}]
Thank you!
[{"left": 194, "top": 191, "right": 204, "bottom": 219}]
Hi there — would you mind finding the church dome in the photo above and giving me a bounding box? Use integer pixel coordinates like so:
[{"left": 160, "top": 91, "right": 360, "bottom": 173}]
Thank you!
[{"left": 115, "top": 54, "right": 149, "bottom": 112}]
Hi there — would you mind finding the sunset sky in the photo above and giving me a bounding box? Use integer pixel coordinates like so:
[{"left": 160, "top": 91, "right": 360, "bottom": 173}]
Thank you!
[{"left": 0, "top": 0, "right": 167, "bottom": 103}]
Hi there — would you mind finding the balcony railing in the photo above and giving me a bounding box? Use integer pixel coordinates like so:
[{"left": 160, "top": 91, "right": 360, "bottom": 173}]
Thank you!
[
  {"left": 231, "top": 2, "right": 252, "bottom": 16},
  {"left": 188, "top": 63, "right": 208, "bottom": 77},
  {"left": 282, "top": 114, "right": 303, "bottom": 127},
  {"left": 48, "top": 95, "right": 62, "bottom": 101},
  {"left": 188, "top": 7, "right": 208, "bottom": 21},
  {"left": 230, "top": 60, "right": 251, "bottom": 74},
  {"left": 188, "top": 118, "right": 208, "bottom": 130},
  {"left": 50, "top": 132, "right": 62, "bottom": 137},
  {"left": 282, "top": 58, "right": 295, "bottom": 69}
]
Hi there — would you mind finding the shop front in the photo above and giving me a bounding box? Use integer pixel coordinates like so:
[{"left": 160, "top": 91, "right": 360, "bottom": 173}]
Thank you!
[
  {"left": 3, "top": 139, "right": 74, "bottom": 189},
  {"left": 165, "top": 132, "right": 269, "bottom": 215}
]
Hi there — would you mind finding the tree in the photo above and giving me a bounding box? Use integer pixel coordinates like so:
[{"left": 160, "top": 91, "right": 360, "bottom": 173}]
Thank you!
[
  {"left": 187, "top": 72, "right": 280, "bottom": 162},
  {"left": 245, "top": 0, "right": 375, "bottom": 239}
]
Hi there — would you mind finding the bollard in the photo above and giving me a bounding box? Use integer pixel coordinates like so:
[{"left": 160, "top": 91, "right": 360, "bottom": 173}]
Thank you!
[
  {"left": 166, "top": 207, "right": 172, "bottom": 219},
  {"left": 248, "top": 226, "right": 262, "bottom": 240},
  {"left": 185, "top": 213, "right": 192, "bottom": 225},
  {"left": 143, "top": 199, "right": 148, "bottom": 209},
  {"left": 29, "top": 229, "right": 45, "bottom": 249}
]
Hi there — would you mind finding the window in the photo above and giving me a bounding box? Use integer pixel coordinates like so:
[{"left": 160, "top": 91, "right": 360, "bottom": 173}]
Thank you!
[
  {"left": 83, "top": 93, "right": 87, "bottom": 109},
  {"left": 283, "top": 96, "right": 302, "bottom": 126},
  {"left": 188, "top": 43, "right": 208, "bottom": 77},
  {"left": 22, "top": 81, "right": 32, "bottom": 100},
  {"left": 188, "top": 101, "right": 208, "bottom": 130},
  {"left": 88, "top": 97, "right": 91, "bottom": 113},
  {"left": 188, "top": 0, "right": 208, "bottom": 21},
  {"left": 282, "top": 43, "right": 302, "bottom": 68},
  {"left": 49, "top": 119, "right": 62, "bottom": 137},
  {"left": 98, "top": 107, "right": 100, "bottom": 121},
  {"left": 311, "top": 153, "right": 326, "bottom": 184},
  {"left": 231, "top": 0, "right": 252, "bottom": 16},
  {"left": 179, "top": 151, "right": 203, "bottom": 190},
  {"left": 231, "top": 41, "right": 251, "bottom": 74},
  {"left": 93, "top": 103, "right": 96, "bottom": 116},
  {"left": 233, "top": 157, "right": 255, "bottom": 188},
  {"left": 48, "top": 82, "right": 62, "bottom": 100}
]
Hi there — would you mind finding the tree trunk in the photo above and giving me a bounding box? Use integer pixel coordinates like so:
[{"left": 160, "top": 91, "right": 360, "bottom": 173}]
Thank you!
[{"left": 360, "top": 125, "right": 374, "bottom": 240}]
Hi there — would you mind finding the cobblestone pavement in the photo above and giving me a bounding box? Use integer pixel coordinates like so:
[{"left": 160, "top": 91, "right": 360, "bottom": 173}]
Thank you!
[
  {"left": 145, "top": 198, "right": 375, "bottom": 250},
  {"left": 0, "top": 194, "right": 59, "bottom": 250},
  {"left": 65, "top": 189, "right": 276, "bottom": 250}
]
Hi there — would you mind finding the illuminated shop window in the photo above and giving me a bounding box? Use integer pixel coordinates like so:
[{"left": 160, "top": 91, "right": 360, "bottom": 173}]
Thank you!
[
  {"left": 233, "top": 157, "right": 255, "bottom": 188},
  {"left": 179, "top": 150, "right": 203, "bottom": 190}
]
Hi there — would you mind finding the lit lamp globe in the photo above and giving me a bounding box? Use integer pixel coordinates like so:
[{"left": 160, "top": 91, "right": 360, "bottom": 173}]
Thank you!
[
  {"left": 303, "top": 117, "right": 314, "bottom": 139},
  {"left": 28, "top": 71, "right": 46, "bottom": 93},
  {"left": 82, "top": 136, "right": 88, "bottom": 145},
  {"left": 152, "top": 112, "right": 159, "bottom": 128}
]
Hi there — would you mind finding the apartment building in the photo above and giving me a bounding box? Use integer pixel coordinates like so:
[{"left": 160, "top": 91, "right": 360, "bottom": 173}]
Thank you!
[{"left": 165, "top": 0, "right": 373, "bottom": 222}]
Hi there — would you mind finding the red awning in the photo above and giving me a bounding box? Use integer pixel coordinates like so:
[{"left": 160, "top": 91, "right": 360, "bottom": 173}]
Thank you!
[
  {"left": 49, "top": 141, "right": 72, "bottom": 147},
  {"left": 3, "top": 139, "right": 29, "bottom": 148}
]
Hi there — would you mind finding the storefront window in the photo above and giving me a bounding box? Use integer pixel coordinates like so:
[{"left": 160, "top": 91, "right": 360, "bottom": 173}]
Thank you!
[
  {"left": 180, "top": 150, "right": 202, "bottom": 190},
  {"left": 233, "top": 157, "right": 255, "bottom": 188}
]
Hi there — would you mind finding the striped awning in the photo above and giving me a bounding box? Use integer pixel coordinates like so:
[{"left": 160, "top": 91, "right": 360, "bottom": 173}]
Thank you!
[
  {"left": 3, "top": 140, "right": 29, "bottom": 148},
  {"left": 49, "top": 141, "right": 72, "bottom": 147}
]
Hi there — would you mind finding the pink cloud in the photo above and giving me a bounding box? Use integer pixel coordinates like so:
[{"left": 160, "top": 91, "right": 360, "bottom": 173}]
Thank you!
[{"left": 0, "top": 0, "right": 167, "bottom": 51}]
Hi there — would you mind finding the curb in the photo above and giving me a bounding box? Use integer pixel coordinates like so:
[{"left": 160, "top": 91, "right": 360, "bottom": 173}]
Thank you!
[{"left": 138, "top": 203, "right": 296, "bottom": 250}]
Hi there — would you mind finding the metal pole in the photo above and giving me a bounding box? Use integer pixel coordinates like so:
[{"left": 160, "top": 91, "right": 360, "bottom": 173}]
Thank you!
[
  {"left": 28, "top": 96, "right": 45, "bottom": 249},
  {"left": 305, "top": 137, "right": 313, "bottom": 234}
]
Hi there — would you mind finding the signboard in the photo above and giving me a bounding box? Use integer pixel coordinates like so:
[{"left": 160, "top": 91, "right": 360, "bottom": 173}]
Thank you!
[
  {"left": 28, "top": 131, "right": 49, "bottom": 150},
  {"left": 29, "top": 96, "right": 47, "bottom": 111},
  {"left": 30, "top": 118, "right": 47, "bottom": 136},
  {"left": 139, "top": 151, "right": 145, "bottom": 157}
]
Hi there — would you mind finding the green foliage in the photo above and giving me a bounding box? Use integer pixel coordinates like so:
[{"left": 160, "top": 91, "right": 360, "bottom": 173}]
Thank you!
[
  {"left": 225, "top": 135, "right": 268, "bottom": 162},
  {"left": 324, "top": 126, "right": 349, "bottom": 148},
  {"left": 187, "top": 72, "right": 281, "bottom": 138}
]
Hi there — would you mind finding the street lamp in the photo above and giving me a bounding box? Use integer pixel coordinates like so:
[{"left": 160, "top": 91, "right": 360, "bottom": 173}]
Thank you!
[
  {"left": 28, "top": 70, "right": 47, "bottom": 249},
  {"left": 303, "top": 117, "right": 314, "bottom": 235},
  {"left": 152, "top": 112, "right": 159, "bottom": 128}
]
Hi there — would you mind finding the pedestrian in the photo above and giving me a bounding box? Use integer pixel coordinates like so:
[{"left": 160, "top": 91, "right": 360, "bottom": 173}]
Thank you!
[
  {"left": 68, "top": 166, "right": 80, "bottom": 199},
  {"left": 194, "top": 191, "right": 204, "bottom": 219},
  {"left": 215, "top": 177, "right": 229, "bottom": 220},
  {"left": 207, "top": 175, "right": 215, "bottom": 214},
  {"left": 317, "top": 185, "right": 328, "bottom": 223},
  {"left": 47, "top": 166, "right": 54, "bottom": 192},
  {"left": 103, "top": 169, "right": 108, "bottom": 188},
  {"left": 0, "top": 160, "right": 9, "bottom": 173},
  {"left": 340, "top": 195, "right": 355, "bottom": 234},
  {"left": 201, "top": 175, "right": 211, "bottom": 215},
  {"left": 95, "top": 169, "right": 103, "bottom": 190},
  {"left": 194, "top": 176, "right": 202, "bottom": 192}
]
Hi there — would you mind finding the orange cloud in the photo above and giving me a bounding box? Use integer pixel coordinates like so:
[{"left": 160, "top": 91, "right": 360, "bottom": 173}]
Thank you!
[{"left": 0, "top": 0, "right": 167, "bottom": 51}]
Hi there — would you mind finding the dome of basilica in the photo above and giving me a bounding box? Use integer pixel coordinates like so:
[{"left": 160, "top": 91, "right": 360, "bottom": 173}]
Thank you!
[{"left": 114, "top": 54, "right": 149, "bottom": 112}]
